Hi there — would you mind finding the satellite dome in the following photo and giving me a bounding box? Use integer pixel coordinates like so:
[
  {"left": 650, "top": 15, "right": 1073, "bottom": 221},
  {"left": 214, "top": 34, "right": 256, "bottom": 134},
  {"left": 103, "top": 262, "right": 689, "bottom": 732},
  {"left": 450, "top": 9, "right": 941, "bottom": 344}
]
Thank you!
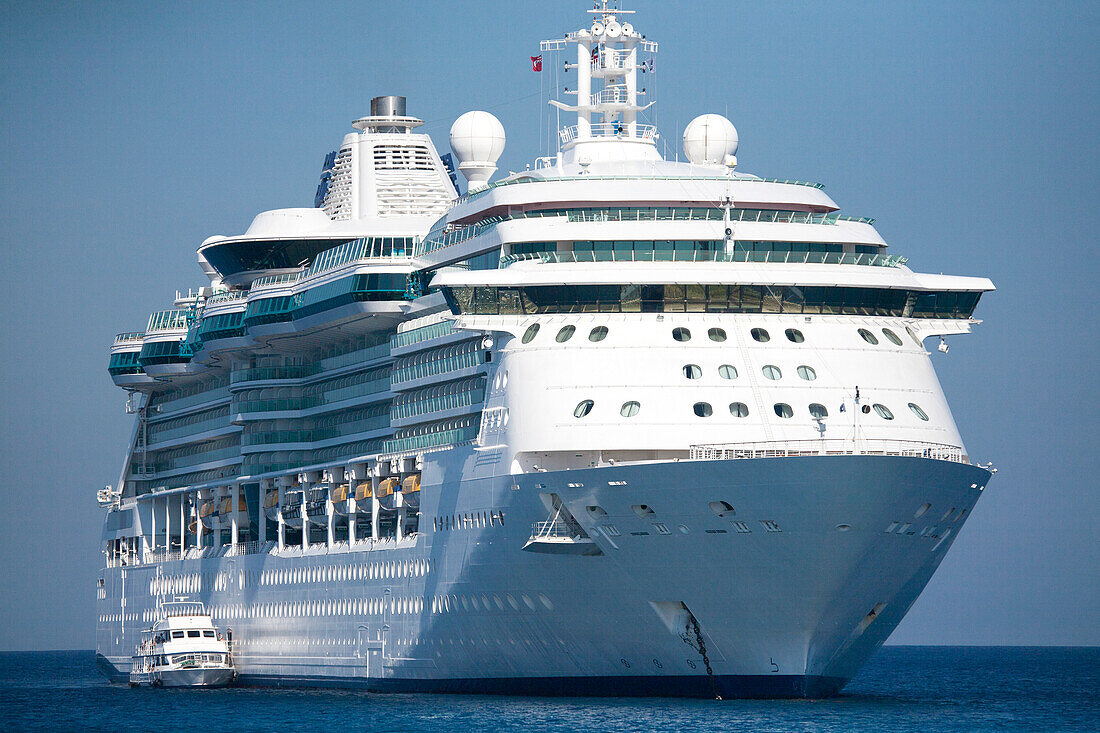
[
  {"left": 682, "top": 114, "right": 739, "bottom": 166},
  {"left": 449, "top": 111, "right": 506, "bottom": 189}
]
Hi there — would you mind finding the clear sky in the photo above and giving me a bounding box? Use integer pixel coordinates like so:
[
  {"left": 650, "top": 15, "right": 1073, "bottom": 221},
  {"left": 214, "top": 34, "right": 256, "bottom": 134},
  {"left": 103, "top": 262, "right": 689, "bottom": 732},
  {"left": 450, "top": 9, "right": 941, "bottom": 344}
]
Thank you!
[{"left": 0, "top": 0, "right": 1097, "bottom": 651}]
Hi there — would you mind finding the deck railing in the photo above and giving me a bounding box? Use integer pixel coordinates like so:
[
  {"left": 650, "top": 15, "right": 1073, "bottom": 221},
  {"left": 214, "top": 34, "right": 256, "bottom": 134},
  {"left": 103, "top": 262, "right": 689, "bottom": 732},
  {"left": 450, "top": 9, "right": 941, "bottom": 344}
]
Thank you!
[{"left": 690, "top": 439, "right": 967, "bottom": 464}]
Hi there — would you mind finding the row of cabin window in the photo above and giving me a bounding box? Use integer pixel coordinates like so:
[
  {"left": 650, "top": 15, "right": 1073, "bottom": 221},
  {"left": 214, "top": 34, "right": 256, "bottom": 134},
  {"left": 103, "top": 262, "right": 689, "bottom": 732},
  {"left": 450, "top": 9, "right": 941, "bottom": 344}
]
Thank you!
[
  {"left": 522, "top": 324, "right": 908, "bottom": 347},
  {"left": 682, "top": 363, "right": 817, "bottom": 381},
  {"left": 574, "top": 399, "right": 930, "bottom": 421}
]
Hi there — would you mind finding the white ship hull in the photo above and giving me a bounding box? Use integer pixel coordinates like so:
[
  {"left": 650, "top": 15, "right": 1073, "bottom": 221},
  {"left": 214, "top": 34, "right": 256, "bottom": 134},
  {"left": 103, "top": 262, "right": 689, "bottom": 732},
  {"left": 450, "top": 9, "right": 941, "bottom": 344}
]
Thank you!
[{"left": 97, "top": 452, "right": 988, "bottom": 697}]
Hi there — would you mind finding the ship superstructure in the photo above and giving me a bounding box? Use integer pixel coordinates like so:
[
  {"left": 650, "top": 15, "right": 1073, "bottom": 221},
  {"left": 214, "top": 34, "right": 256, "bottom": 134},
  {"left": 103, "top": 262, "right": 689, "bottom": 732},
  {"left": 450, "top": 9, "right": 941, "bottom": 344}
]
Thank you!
[{"left": 96, "top": 2, "right": 994, "bottom": 697}]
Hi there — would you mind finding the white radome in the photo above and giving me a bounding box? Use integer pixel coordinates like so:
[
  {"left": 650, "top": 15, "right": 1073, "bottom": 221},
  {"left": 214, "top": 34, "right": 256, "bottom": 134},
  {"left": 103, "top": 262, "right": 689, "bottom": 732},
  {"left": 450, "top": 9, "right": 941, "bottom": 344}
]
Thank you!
[
  {"left": 682, "top": 114, "right": 739, "bottom": 165},
  {"left": 449, "top": 111, "right": 506, "bottom": 188}
]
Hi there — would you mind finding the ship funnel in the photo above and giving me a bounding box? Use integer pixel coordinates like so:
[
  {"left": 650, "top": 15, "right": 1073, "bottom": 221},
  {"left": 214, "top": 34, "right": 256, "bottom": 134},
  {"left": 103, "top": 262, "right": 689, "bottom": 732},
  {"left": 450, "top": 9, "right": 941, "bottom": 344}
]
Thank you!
[{"left": 370, "top": 95, "right": 406, "bottom": 117}]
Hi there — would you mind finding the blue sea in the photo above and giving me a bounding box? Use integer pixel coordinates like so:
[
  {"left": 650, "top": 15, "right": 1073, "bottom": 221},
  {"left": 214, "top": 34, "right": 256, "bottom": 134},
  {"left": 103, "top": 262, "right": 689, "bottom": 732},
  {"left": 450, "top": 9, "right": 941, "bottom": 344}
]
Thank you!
[{"left": 0, "top": 647, "right": 1095, "bottom": 731}]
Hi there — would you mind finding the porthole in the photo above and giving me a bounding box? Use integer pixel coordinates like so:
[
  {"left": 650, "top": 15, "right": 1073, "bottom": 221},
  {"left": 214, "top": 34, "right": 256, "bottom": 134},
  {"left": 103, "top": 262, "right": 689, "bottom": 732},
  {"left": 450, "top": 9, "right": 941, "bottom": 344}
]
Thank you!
[
  {"left": 521, "top": 323, "right": 540, "bottom": 343},
  {"left": 555, "top": 325, "right": 575, "bottom": 342},
  {"left": 908, "top": 403, "right": 929, "bottom": 421},
  {"left": 773, "top": 403, "right": 794, "bottom": 418},
  {"left": 708, "top": 327, "right": 727, "bottom": 342},
  {"left": 858, "top": 328, "right": 879, "bottom": 345},
  {"left": 873, "top": 403, "right": 894, "bottom": 420},
  {"left": 589, "top": 326, "right": 608, "bottom": 342},
  {"left": 882, "top": 328, "right": 903, "bottom": 346},
  {"left": 751, "top": 327, "right": 770, "bottom": 342},
  {"left": 693, "top": 402, "right": 713, "bottom": 417},
  {"left": 785, "top": 328, "right": 804, "bottom": 343},
  {"left": 729, "top": 402, "right": 750, "bottom": 418},
  {"left": 796, "top": 365, "right": 817, "bottom": 381},
  {"left": 682, "top": 364, "right": 702, "bottom": 379},
  {"left": 761, "top": 365, "right": 782, "bottom": 380},
  {"left": 620, "top": 401, "right": 640, "bottom": 417},
  {"left": 573, "top": 399, "right": 594, "bottom": 418},
  {"left": 809, "top": 403, "right": 829, "bottom": 419},
  {"left": 905, "top": 326, "right": 923, "bottom": 347},
  {"left": 672, "top": 327, "right": 691, "bottom": 342},
  {"left": 718, "top": 364, "right": 738, "bottom": 379}
]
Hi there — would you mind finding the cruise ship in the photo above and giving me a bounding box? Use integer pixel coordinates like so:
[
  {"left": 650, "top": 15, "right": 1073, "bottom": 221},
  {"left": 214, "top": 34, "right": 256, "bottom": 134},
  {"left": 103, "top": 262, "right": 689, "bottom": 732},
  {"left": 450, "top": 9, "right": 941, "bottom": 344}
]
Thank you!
[{"left": 96, "top": 2, "right": 995, "bottom": 697}]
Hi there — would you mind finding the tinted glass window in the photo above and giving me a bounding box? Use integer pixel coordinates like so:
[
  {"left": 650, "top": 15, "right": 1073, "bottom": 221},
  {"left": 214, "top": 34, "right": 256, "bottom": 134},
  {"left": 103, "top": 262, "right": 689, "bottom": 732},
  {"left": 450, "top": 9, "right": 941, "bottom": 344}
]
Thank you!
[
  {"left": 620, "top": 401, "right": 640, "bottom": 417},
  {"left": 908, "top": 402, "right": 929, "bottom": 421},
  {"left": 785, "top": 328, "right": 805, "bottom": 343},
  {"left": 672, "top": 327, "right": 691, "bottom": 342},
  {"left": 762, "top": 365, "right": 782, "bottom": 380},
  {"left": 873, "top": 403, "right": 894, "bottom": 420},
  {"left": 858, "top": 328, "right": 879, "bottom": 345},
  {"left": 522, "top": 323, "right": 540, "bottom": 343},
  {"left": 809, "top": 403, "right": 829, "bottom": 419},
  {"left": 882, "top": 328, "right": 903, "bottom": 346},
  {"left": 682, "top": 364, "right": 702, "bottom": 379},
  {"left": 708, "top": 327, "right": 727, "bottom": 342},
  {"left": 203, "top": 630, "right": 215, "bottom": 637},
  {"left": 729, "top": 402, "right": 750, "bottom": 417},
  {"left": 693, "top": 402, "right": 713, "bottom": 417},
  {"left": 588, "top": 326, "right": 608, "bottom": 342},
  {"left": 573, "top": 400, "right": 594, "bottom": 418},
  {"left": 796, "top": 365, "right": 817, "bottom": 381},
  {"left": 718, "top": 364, "right": 738, "bottom": 379},
  {"left": 555, "top": 325, "right": 576, "bottom": 342},
  {"left": 773, "top": 403, "right": 794, "bottom": 418},
  {"left": 187, "top": 630, "right": 200, "bottom": 637},
  {"left": 751, "top": 328, "right": 770, "bottom": 342}
]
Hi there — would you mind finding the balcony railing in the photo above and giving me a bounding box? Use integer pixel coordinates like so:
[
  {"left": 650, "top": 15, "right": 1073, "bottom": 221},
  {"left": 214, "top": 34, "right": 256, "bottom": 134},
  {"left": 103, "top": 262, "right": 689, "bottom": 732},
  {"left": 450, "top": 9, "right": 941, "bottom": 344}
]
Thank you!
[
  {"left": 690, "top": 439, "right": 968, "bottom": 464},
  {"left": 204, "top": 290, "right": 248, "bottom": 307},
  {"left": 114, "top": 332, "right": 145, "bottom": 345},
  {"left": 500, "top": 249, "right": 907, "bottom": 268},
  {"left": 559, "top": 122, "right": 658, "bottom": 144},
  {"left": 147, "top": 310, "right": 192, "bottom": 333}
]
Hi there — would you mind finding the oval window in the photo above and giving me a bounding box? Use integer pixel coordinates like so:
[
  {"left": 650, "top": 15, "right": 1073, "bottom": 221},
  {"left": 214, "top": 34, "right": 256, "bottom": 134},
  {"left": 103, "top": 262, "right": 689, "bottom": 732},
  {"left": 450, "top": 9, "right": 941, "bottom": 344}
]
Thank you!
[
  {"left": 708, "top": 327, "right": 727, "bottom": 342},
  {"left": 573, "top": 400, "right": 594, "bottom": 418},
  {"left": 882, "top": 328, "right": 903, "bottom": 346},
  {"left": 693, "top": 402, "right": 713, "bottom": 417},
  {"left": 556, "top": 325, "right": 576, "bottom": 342},
  {"left": 796, "top": 365, "right": 817, "bottom": 381},
  {"left": 773, "top": 403, "right": 794, "bottom": 418},
  {"left": 521, "top": 323, "right": 540, "bottom": 343},
  {"left": 620, "top": 401, "right": 640, "bottom": 417},
  {"left": 672, "top": 327, "right": 691, "bottom": 342},
  {"left": 718, "top": 364, "right": 738, "bottom": 380},
  {"left": 729, "top": 402, "right": 750, "bottom": 418},
  {"left": 751, "top": 327, "right": 770, "bottom": 343},
  {"left": 761, "top": 365, "right": 782, "bottom": 380},
  {"left": 908, "top": 402, "right": 929, "bottom": 421},
  {"left": 809, "top": 403, "right": 829, "bottom": 419},
  {"left": 858, "top": 328, "right": 879, "bottom": 345},
  {"left": 785, "top": 328, "right": 805, "bottom": 343},
  {"left": 873, "top": 403, "right": 894, "bottom": 420},
  {"left": 682, "top": 364, "right": 702, "bottom": 379},
  {"left": 589, "top": 326, "right": 608, "bottom": 342},
  {"left": 905, "top": 326, "right": 923, "bottom": 347}
]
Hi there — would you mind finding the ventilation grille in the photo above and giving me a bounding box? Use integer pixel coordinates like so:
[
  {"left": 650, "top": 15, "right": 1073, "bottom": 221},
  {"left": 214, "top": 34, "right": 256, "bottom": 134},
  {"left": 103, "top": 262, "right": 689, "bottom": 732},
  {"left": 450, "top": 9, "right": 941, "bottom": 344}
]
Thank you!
[
  {"left": 373, "top": 144, "right": 453, "bottom": 217},
  {"left": 322, "top": 146, "right": 354, "bottom": 220}
]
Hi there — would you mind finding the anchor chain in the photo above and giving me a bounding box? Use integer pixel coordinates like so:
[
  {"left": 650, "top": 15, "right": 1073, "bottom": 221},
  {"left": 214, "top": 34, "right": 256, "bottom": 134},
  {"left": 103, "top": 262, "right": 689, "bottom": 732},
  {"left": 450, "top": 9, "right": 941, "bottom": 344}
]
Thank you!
[{"left": 685, "top": 615, "right": 722, "bottom": 700}]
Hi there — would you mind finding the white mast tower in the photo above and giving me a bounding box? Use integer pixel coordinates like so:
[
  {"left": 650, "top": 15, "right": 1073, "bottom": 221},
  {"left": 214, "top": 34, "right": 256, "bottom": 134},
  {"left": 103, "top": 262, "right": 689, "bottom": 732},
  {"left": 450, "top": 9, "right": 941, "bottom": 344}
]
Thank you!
[{"left": 544, "top": 1, "right": 660, "bottom": 165}]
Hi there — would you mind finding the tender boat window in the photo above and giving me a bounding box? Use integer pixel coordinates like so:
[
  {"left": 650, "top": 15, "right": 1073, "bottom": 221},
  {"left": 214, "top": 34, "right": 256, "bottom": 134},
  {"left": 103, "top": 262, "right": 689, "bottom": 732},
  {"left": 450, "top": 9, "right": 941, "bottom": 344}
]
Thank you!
[
  {"left": 708, "top": 327, "right": 727, "bottom": 342},
  {"left": 522, "top": 323, "right": 540, "bottom": 343},
  {"left": 556, "top": 325, "right": 576, "bottom": 342},
  {"left": 620, "top": 401, "right": 641, "bottom": 417},
  {"left": 672, "top": 327, "right": 691, "bottom": 342},
  {"left": 171, "top": 631, "right": 184, "bottom": 638},
  {"left": 785, "top": 328, "right": 805, "bottom": 343},
  {"left": 761, "top": 365, "right": 782, "bottom": 380},
  {"left": 809, "top": 403, "right": 829, "bottom": 419},
  {"left": 729, "top": 402, "right": 750, "bottom": 417},
  {"left": 858, "top": 328, "right": 879, "bottom": 345},
  {"left": 682, "top": 364, "right": 702, "bottom": 379},
  {"left": 751, "top": 328, "right": 770, "bottom": 342},
  {"left": 796, "top": 365, "right": 817, "bottom": 381},
  {"left": 203, "top": 630, "right": 215, "bottom": 637},
  {"left": 187, "top": 630, "right": 200, "bottom": 637},
  {"left": 574, "top": 399, "right": 594, "bottom": 418},
  {"left": 718, "top": 364, "right": 738, "bottom": 379},
  {"left": 693, "top": 402, "right": 713, "bottom": 417},
  {"left": 589, "top": 326, "right": 608, "bottom": 342},
  {"left": 882, "top": 328, "right": 904, "bottom": 346},
  {"left": 873, "top": 403, "right": 894, "bottom": 420},
  {"left": 908, "top": 402, "right": 930, "bottom": 421},
  {"left": 774, "top": 403, "right": 794, "bottom": 418}
]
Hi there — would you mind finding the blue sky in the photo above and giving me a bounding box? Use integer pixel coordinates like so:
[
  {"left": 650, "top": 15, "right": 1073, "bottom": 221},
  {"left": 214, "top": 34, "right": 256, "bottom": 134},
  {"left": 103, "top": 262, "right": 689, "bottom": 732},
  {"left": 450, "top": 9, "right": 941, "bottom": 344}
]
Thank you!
[{"left": 0, "top": 0, "right": 1097, "bottom": 650}]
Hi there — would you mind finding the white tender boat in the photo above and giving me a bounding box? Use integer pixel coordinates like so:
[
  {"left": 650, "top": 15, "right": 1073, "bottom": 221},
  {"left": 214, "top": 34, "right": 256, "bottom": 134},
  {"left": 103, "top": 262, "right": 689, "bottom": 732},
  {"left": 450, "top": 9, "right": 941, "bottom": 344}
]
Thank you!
[{"left": 129, "top": 599, "right": 235, "bottom": 688}]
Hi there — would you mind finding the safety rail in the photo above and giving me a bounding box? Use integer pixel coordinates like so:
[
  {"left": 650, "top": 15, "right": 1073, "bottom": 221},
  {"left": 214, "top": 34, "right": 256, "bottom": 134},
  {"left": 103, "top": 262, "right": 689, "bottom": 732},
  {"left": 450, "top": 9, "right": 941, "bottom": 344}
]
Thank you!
[
  {"left": 529, "top": 519, "right": 582, "bottom": 539},
  {"left": 250, "top": 271, "right": 304, "bottom": 290},
  {"left": 147, "top": 310, "right": 192, "bottom": 333},
  {"left": 500, "top": 249, "right": 906, "bottom": 268},
  {"left": 559, "top": 122, "right": 658, "bottom": 144},
  {"left": 690, "top": 439, "right": 968, "bottom": 464},
  {"left": 114, "top": 332, "right": 145, "bottom": 345}
]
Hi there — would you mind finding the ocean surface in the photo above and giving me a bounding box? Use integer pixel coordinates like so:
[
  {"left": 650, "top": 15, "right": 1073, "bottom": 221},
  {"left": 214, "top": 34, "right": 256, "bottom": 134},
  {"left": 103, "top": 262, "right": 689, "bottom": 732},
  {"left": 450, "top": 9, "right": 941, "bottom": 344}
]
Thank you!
[{"left": 0, "top": 647, "right": 1095, "bottom": 732}]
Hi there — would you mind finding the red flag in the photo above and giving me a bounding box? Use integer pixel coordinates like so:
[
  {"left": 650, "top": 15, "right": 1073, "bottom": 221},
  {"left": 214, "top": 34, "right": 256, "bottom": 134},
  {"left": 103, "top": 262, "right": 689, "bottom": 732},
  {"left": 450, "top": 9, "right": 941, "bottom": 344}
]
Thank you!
[{"left": 530, "top": 55, "right": 542, "bottom": 72}]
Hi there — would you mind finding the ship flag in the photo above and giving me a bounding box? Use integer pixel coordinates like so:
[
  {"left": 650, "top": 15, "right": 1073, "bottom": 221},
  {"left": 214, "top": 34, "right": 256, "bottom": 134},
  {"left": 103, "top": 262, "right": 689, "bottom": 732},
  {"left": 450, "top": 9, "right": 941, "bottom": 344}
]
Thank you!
[{"left": 531, "top": 55, "right": 543, "bottom": 72}]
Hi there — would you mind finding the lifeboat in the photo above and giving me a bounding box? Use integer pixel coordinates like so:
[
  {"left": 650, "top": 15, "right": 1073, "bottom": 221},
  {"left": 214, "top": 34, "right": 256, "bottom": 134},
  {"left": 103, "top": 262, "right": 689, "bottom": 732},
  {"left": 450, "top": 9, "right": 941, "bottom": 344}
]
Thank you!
[
  {"left": 198, "top": 500, "right": 219, "bottom": 530},
  {"left": 376, "top": 477, "right": 400, "bottom": 511},
  {"left": 305, "top": 487, "right": 329, "bottom": 526},
  {"left": 354, "top": 481, "right": 372, "bottom": 507},
  {"left": 262, "top": 490, "right": 280, "bottom": 523},
  {"left": 331, "top": 484, "right": 351, "bottom": 516},
  {"left": 400, "top": 474, "right": 421, "bottom": 509},
  {"left": 281, "top": 489, "right": 304, "bottom": 528},
  {"left": 218, "top": 494, "right": 249, "bottom": 529}
]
